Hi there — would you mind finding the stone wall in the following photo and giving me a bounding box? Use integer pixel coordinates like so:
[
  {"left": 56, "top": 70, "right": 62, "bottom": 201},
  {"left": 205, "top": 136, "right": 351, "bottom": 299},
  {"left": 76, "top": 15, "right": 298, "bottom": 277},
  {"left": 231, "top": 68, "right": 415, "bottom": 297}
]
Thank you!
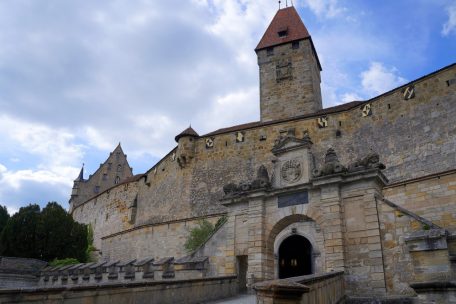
[
  {"left": 0, "top": 257, "right": 47, "bottom": 289},
  {"left": 101, "top": 214, "right": 224, "bottom": 262},
  {"left": 253, "top": 271, "right": 345, "bottom": 304},
  {"left": 258, "top": 38, "right": 322, "bottom": 122},
  {"left": 71, "top": 64, "right": 456, "bottom": 276},
  {"left": 0, "top": 276, "right": 238, "bottom": 304},
  {"left": 72, "top": 179, "right": 138, "bottom": 253},
  {"left": 384, "top": 170, "right": 456, "bottom": 230}
]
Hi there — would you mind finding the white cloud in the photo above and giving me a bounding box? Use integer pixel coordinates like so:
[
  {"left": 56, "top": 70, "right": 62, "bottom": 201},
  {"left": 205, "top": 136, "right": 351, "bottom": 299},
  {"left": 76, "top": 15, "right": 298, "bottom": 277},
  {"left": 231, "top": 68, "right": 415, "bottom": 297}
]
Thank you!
[
  {"left": 0, "top": 115, "right": 83, "bottom": 207},
  {"left": 196, "top": 86, "right": 259, "bottom": 132},
  {"left": 341, "top": 92, "right": 363, "bottom": 102},
  {"left": 301, "top": 0, "right": 346, "bottom": 18},
  {"left": 360, "top": 62, "right": 407, "bottom": 96},
  {"left": 442, "top": 3, "right": 456, "bottom": 36}
]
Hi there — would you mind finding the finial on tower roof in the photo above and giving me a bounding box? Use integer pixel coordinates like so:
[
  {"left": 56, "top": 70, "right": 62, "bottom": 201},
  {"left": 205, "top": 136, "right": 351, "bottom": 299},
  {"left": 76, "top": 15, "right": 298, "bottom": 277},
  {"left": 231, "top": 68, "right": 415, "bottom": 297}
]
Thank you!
[{"left": 278, "top": 0, "right": 281, "bottom": 9}]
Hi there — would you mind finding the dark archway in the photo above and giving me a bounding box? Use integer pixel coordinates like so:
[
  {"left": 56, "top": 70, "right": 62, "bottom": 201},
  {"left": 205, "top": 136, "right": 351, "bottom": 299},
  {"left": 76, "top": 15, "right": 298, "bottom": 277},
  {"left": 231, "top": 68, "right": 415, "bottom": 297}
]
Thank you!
[{"left": 278, "top": 235, "right": 312, "bottom": 279}]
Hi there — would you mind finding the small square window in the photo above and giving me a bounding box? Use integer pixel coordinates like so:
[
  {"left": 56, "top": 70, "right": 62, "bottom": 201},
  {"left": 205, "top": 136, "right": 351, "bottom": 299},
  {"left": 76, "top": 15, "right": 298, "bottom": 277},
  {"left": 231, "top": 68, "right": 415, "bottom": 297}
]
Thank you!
[
  {"left": 292, "top": 41, "right": 299, "bottom": 49},
  {"left": 278, "top": 30, "right": 288, "bottom": 38},
  {"left": 267, "top": 47, "right": 274, "bottom": 56},
  {"left": 94, "top": 186, "right": 100, "bottom": 193}
]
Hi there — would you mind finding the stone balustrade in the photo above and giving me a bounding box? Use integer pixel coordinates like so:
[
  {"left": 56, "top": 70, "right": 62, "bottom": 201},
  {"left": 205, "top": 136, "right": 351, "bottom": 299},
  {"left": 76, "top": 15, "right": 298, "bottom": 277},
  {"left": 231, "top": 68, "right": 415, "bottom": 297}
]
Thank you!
[
  {"left": 253, "top": 271, "right": 345, "bottom": 304},
  {"left": 39, "top": 256, "right": 208, "bottom": 287}
]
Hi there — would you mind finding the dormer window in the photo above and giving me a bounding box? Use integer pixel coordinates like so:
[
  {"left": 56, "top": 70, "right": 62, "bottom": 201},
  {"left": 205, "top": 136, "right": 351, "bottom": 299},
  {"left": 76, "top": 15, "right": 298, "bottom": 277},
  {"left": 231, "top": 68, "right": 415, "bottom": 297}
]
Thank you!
[{"left": 278, "top": 27, "right": 288, "bottom": 38}]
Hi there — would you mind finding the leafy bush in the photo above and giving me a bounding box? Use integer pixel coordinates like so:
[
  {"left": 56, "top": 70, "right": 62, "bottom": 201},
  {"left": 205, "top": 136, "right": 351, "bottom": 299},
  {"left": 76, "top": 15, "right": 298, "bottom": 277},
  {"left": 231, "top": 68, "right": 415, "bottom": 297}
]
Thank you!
[
  {"left": 184, "top": 216, "right": 227, "bottom": 253},
  {"left": 49, "top": 258, "right": 80, "bottom": 267},
  {"left": 184, "top": 220, "right": 215, "bottom": 253}
]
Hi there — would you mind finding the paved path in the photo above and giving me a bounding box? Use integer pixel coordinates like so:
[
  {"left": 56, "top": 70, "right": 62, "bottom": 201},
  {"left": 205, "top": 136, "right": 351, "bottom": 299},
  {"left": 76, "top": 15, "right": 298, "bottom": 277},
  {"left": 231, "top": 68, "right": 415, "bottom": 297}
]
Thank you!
[{"left": 203, "top": 294, "right": 256, "bottom": 304}]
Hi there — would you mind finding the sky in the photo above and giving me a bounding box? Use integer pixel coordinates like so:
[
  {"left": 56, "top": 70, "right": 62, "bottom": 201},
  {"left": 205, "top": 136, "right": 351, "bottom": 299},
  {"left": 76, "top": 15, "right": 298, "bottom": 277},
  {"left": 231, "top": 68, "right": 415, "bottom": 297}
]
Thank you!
[{"left": 0, "top": 0, "right": 455, "bottom": 214}]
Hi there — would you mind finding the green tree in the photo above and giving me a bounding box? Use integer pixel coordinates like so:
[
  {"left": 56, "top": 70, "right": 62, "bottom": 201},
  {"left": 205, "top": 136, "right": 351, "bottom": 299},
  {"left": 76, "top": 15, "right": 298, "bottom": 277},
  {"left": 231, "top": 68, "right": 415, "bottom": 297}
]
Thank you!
[
  {"left": 38, "top": 202, "right": 88, "bottom": 262},
  {"left": 0, "top": 204, "right": 41, "bottom": 258},
  {"left": 0, "top": 205, "right": 10, "bottom": 234},
  {"left": 0, "top": 202, "right": 88, "bottom": 262}
]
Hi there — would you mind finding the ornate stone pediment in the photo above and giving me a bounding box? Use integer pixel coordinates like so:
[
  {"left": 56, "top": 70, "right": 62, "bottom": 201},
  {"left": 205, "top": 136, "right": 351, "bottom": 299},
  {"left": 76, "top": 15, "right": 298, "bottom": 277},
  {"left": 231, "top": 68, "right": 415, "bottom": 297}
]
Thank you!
[
  {"left": 272, "top": 131, "right": 313, "bottom": 156},
  {"left": 271, "top": 131, "right": 313, "bottom": 187}
]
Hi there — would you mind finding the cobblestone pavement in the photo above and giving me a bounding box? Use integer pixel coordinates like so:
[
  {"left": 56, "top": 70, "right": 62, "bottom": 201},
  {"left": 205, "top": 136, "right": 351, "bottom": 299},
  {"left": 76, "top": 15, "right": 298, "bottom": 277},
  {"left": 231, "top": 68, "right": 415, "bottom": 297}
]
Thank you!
[{"left": 203, "top": 294, "right": 256, "bottom": 304}]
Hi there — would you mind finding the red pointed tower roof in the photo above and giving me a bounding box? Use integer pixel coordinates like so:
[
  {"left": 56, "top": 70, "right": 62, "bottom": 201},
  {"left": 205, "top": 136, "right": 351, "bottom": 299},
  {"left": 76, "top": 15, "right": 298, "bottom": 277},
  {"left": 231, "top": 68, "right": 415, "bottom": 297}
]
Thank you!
[{"left": 255, "top": 6, "right": 311, "bottom": 51}]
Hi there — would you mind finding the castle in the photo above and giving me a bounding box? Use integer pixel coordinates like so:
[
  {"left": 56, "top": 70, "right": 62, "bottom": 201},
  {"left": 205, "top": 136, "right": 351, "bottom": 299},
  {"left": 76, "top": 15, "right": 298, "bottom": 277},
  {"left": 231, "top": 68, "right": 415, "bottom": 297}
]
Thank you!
[{"left": 68, "top": 6, "right": 456, "bottom": 302}]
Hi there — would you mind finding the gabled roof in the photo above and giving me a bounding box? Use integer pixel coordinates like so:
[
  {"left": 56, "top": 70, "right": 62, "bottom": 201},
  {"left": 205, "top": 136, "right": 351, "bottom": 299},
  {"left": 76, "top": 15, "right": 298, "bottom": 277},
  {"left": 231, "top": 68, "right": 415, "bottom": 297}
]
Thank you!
[
  {"left": 175, "top": 126, "right": 199, "bottom": 142},
  {"left": 255, "top": 6, "right": 310, "bottom": 51}
]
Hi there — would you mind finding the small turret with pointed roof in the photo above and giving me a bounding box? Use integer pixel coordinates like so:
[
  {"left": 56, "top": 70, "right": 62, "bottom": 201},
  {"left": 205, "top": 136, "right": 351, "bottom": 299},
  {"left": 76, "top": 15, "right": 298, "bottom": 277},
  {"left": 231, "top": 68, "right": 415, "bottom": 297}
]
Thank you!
[
  {"left": 256, "top": 6, "right": 322, "bottom": 122},
  {"left": 75, "top": 164, "right": 84, "bottom": 182},
  {"left": 175, "top": 126, "right": 199, "bottom": 142},
  {"left": 175, "top": 126, "right": 199, "bottom": 168}
]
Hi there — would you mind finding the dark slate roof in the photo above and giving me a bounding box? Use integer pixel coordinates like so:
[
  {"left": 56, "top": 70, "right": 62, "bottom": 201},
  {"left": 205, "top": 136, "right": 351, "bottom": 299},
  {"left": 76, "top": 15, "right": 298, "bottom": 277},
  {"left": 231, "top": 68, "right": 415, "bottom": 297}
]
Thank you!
[
  {"left": 203, "top": 101, "right": 363, "bottom": 137},
  {"left": 256, "top": 6, "right": 310, "bottom": 51},
  {"left": 175, "top": 126, "right": 199, "bottom": 142}
]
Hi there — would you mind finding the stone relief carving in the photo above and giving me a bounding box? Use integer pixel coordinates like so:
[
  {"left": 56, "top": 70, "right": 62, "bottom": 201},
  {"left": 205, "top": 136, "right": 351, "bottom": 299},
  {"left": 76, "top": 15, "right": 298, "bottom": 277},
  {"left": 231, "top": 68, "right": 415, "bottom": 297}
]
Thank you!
[
  {"left": 347, "top": 153, "right": 386, "bottom": 172},
  {"left": 281, "top": 159, "right": 302, "bottom": 183},
  {"left": 223, "top": 165, "right": 271, "bottom": 196},
  {"left": 272, "top": 130, "right": 313, "bottom": 156},
  {"left": 313, "top": 148, "right": 385, "bottom": 178},
  {"left": 312, "top": 148, "right": 346, "bottom": 177}
]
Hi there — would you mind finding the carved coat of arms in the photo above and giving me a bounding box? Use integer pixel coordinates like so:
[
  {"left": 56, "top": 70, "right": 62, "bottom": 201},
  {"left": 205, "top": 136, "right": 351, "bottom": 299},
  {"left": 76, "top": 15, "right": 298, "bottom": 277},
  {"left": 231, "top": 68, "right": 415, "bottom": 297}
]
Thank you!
[{"left": 281, "top": 159, "right": 302, "bottom": 183}]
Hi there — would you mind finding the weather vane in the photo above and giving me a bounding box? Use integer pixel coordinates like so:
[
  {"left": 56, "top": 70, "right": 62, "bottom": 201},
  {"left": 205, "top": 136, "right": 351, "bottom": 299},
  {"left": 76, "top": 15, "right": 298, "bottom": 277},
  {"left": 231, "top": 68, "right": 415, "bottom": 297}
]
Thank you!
[{"left": 278, "top": 1, "right": 281, "bottom": 9}]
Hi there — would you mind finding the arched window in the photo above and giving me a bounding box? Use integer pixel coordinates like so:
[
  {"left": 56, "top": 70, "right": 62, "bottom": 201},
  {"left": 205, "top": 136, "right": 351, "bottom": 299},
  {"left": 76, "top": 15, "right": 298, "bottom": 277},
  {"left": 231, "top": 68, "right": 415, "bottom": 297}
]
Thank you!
[
  {"left": 117, "top": 164, "right": 122, "bottom": 172},
  {"left": 115, "top": 176, "right": 120, "bottom": 184}
]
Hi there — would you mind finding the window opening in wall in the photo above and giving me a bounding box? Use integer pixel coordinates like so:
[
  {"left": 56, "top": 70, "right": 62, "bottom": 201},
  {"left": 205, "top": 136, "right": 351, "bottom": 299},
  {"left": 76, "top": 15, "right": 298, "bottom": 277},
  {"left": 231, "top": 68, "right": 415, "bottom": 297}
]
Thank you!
[
  {"left": 292, "top": 41, "right": 299, "bottom": 49},
  {"left": 102, "top": 174, "right": 107, "bottom": 181},
  {"left": 94, "top": 186, "right": 100, "bottom": 193},
  {"left": 278, "top": 27, "right": 288, "bottom": 38},
  {"left": 116, "top": 152, "right": 120, "bottom": 160},
  {"left": 338, "top": 121, "right": 342, "bottom": 127},
  {"left": 108, "top": 163, "right": 112, "bottom": 170},
  {"left": 115, "top": 176, "right": 120, "bottom": 184},
  {"left": 388, "top": 104, "right": 391, "bottom": 110},
  {"left": 267, "top": 47, "right": 274, "bottom": 56},
  {"left": 117, "top": 164, "right": 122, "bottom": 172}
]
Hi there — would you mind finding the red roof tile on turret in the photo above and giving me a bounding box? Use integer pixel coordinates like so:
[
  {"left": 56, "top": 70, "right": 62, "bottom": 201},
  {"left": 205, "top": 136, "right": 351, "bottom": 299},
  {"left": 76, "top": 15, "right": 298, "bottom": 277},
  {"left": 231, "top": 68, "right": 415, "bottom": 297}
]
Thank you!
[
  {"left": 175, "top": 126, "right": 199, "bottom": 142},
  {"left": 255, "top": 6, "right": 310, "bottom": 51}
]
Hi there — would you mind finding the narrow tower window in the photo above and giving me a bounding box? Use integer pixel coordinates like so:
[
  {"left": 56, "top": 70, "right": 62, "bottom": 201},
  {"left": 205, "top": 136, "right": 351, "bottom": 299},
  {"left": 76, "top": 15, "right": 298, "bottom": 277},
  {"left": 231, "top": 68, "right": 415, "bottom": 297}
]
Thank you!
[
  {"left": 278, "top": 27, "right": 288, "bottom": 38},
  {"left": 117, "top": 164, "right": 122, "bottom": 172},
  {"left": 267, "top": 47, "right": 274, "bottom": 56},
  {"left": 115, "top": 176, "right": 120, "bottom": 184}
]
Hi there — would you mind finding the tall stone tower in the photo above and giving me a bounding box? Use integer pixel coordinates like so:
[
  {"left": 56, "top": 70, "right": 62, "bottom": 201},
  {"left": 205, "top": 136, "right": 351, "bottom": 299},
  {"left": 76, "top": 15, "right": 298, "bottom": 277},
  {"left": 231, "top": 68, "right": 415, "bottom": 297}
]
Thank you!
[{"left": 256, "top": 6, "right": 322, "bottom": 122}]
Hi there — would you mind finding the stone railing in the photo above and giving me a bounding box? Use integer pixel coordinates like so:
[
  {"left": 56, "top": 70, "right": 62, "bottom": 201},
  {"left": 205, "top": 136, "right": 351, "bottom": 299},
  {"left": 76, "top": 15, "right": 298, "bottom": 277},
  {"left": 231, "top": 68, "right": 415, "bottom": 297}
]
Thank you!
[
  {"left": 39, "top": 256, "right": 209, "bottom": 287},
  {"left": 253, "top": 271, "right": 345, "bottom": 304},
  {"left": 0, "top": 256, "right": 47, "bottom": 289}
]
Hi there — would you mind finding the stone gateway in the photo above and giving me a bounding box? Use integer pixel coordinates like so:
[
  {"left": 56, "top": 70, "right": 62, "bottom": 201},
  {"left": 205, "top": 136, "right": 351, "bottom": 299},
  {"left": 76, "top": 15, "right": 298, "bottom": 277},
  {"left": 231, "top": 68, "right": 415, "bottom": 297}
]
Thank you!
[{"left": 64, "top": 6, "right": 455, "bottom": 303}]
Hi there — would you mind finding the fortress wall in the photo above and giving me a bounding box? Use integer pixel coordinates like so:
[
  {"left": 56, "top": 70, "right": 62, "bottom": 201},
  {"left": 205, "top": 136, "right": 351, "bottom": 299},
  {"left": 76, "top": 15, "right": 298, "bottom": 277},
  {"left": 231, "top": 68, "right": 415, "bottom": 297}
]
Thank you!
[
  {"left": 134, "top": 151, "right": 197, "bottom": 226},
  {"left": 383, "top": 171, "right": 456, "bottom": 229},
  {"left": 181, "top": 64, "right": 456, "bottom": 222},
  {"left": 72, "top": 181, "right": 138, "bottom": 252},
  {"left": 101, "top": 215, "right": 223, "bottom": 262},
  {"left": 71, "top": 65, "right": 456, "bottom": 262}
]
